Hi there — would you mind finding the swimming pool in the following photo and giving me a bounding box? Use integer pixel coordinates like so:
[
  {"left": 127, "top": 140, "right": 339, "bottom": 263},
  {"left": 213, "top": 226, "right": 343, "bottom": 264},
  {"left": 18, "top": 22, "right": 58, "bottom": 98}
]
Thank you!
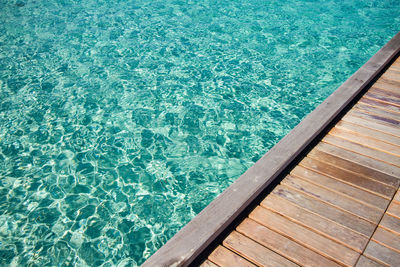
[{"left": 0, "top": 0, "right": 399, "bottom": 265}]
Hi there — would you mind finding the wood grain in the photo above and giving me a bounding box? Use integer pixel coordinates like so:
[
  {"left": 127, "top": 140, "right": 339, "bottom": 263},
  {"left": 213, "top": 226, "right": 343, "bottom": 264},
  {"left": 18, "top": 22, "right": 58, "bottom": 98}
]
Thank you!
[
  {"left": 329, "top": 127, "right": 400, "bottom": 157},
  {"left": 394, "top": 190, "right": 400, "bottom": 204},
  {"left": 372, "top": 227, "right": 400, "bottom": 253},
  {"left": 355, "top": 255, "right": 386, "bottom": 267},
  {"left": 335, "top": 120, "right": 400, "bottom": 147},
  {"left": 291, "top": 165, "right": 390, "bottom": 210},
  {"left": 323, "top": 135, "right": 400, "bottom": 167},
  {"left": 281, "top": 175, "right": 383, "bottom": 223},
  {"left": 299, "top": 156, "right": 396, "bottom": 199},
  {"left": 354, "top": 104, "right": 400, "bottom": 123},
  {"left": 260, "top": 194, "right": 369, "bottom": 252},
  {"left": 272, "top": 185, "right": 376, "bottom": 237},
  {"left": 315, "top": 142, "right": 400, "bottom": 179},
  {"left": 347, "top": 109, "right": 400, "bottom": 129},
  {"left": 386, "top": 202, "right": 400, "bottom": 219},
  {"left": 342, "top": 113, "right": 400, "bottom": 138},
  {"left": 308, "top": 147, "right": 399, "bottom": 187},
  {"left": 200, "top": 259, "right": 219, "bottom": 267},
  {"left": 237, "top": 218, "right": 341, "bottom": 267},
  {"left": 208, "top": 246, "right": 256, "bottom": 267},
  {"left": 359, "top": 96, "right": 400, "bottom": 114},
  {"left": 223, "top": 231, "right": 298, "bottom": 267},
  {"left": 382, "top": 69, "right": 400, "bottom": 81},
  {"left": 371, "top": 84, "right": 400, "bottom": 100},
  {"left": 364, "top": 241, "right": 400, "bottom": 266},
  {"left": 379, "top": 214, "right": 400, "bottom": 235},
  {"left": 249, "top": 206, "right": 359, "bottom": 266}
]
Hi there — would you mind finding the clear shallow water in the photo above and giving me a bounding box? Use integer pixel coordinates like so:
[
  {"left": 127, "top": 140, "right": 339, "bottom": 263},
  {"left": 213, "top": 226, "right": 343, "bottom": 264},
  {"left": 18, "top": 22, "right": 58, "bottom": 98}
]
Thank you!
[{"left": 0, "top": 0, "right": 399, "bottom": 265}]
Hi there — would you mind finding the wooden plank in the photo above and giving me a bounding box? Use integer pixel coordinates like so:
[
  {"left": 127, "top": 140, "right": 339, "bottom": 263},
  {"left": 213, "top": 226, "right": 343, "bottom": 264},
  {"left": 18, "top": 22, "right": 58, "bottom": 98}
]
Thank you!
[
  {"left": 356, "top": 255, "right": 386, "bottom": 267},
  {"left": 380, "top": 214, "right": 400, "bottom": 235},
  {"left": 223, "top": 231, "right": 298, "bottom": 267},
  {"left": 200, "top": 259, "right": 219, "bottom": 267},
  {"left": 375, "top": 78, "right": 400, "bottom": 93},
  {"left": 386, "top": 202, "right": 400, "bottom": 219},
  {"left": 378, "top": 70, "right": 400, "bottom": 84},
  {"left": 237, "top": 218, "right": 342, "bottom": 267},
  {"left": 329, "top": 127, "right": 400, "bottom": 157},
  {"left": 364, "top": 241, "right": 400, "bottom": 266},
  {"left": 308, "top": 147, "right": 400, "bottom": 188},
  {"left": 372, "top": 227, "right": 400, "bottom": 253},
  {"left": 359, "top": 96, "right": 400, "bottom": 114},
  {"left": 348, "top": 109, "right": 400, "bottom": 129},
  {"left": 273, "top": 185, "right": 376, "bottom": 237},
  {"left": 383, "top": 69, "right": 400, "bottom": 80},
  {"left": 372, "top": 84, "right": 400, "bottom": 99},
  {"left": 260, "top": 194, "right": 369, "bottom": 252},
  {"left": 364, "top": 91, "right": 400, "bottom": 108},
  {"left": 281, "top": 175, "right": 383, "bottom": 223},
  {"left": 335, "top": 120, "right": 400, "bottom": 147},
  {"left": 354, "top": 104, "right": 400, "bottom": 123},
  {"left": 372, "top": 83, "right": 400, "bottom": 96},
  {"left": 342, "top": 113, "right": 400, "bottom": 138},
  {"left": 208, "top": 245, "right": 256, "bottom": 267},
  {"left": 299, "top": 157, "right": 396, "bottom": 199},
  {"left": 316, "top": 142, "right": 400, "bottom": 179},
  {"left": 249, "top": 206, "right": 360, "bottom": 266},
  {"left": 394, "top": 190, "right": 400, "bottom": 204},
  {"left": 391, "top": 64, "right": 400, "bottom": 72},
  {"left": 323, "top": 135, "right": 400, "bottom": 167},
  {"left": 291, "top": 165, "right": 390, "bottom": 210}
]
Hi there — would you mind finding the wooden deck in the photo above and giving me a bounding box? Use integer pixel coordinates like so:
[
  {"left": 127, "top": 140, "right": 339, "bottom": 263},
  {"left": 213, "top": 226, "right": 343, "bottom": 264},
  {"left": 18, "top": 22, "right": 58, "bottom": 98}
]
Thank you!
[{"left": 201, "top": 58, "right": 400, "bottom": 266}]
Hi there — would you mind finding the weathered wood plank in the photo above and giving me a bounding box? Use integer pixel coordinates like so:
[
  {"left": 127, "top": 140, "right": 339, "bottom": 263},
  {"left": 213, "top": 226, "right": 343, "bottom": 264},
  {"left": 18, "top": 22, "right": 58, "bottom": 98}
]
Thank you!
[
  {"left": 342, "top": 113, "right": 400, "bottom": 138},
  {"left": 308, "top": 147, "right": 400, "bottom": 187},
  {"left": 237, "top": 218, "right": 342, "bottom": 267},
  {"left": 299, "top": 157, "right": 396, "bottom": 198},
  {"left": 364, "top": 91, "right": 400, "bottom": 108},
  {"left": 382, "top": 69, "right": 400, "bottom": 81},
  {"left": 372, "top": 227, "right": 400, "bottom": 253},
  {"left": 364, "top": 241, "right": 400, "bottom": 266},
  {"left": 348, "top": 109, "right": 400, "bottom": 129},
  {"left": 249, "top": 206, "right": 359, "bottom": 266},
  {"left": 329, "top": 127, "right": 400, "bottom": 157},
  {"left": 376, "top": 74, "right": 400, "bottom": 87},
  {"left": 359, "top": 96, "right": 400, "bottom": 114},
  {"left": 354, "top": 104, "right": 400, "bottom": 123},
  {"left": 260, "top": 194, "right": 369, "bottom": 252},
  {"left": 372, "top": 84, "right": 400, "bottom": 99},
  {"left": 316, "top": 142, "right": 400, "bottom": 179},
  {"left": 356, "top": 255, "right": 386, "bottom": 267},
  {"left": 281, "top": 175, "right": 383, "bottom": 223},
  {"left": 323, "top": 135, "right": 400, "bottom": 167},
  {"left": 335, "top": 120, "right": 400, "bottom": 147},
  {"left": 386, "top": 202, "right": 400, "bottom": 219},
  {"left": 378, "top": 78, "right": 400, "bottom": 92},
  {"left": 223, "top": 231, "right": 298, "bottom": 267},
  {"left": 272, "top": 185, "right": 376, "bottom": 237},
  {"left": 380, "top": 214, "right": 400, "bottom": 235},
  {"left": 390, "top": 64, "right": 400, "bottom": 72},
  {"left": 291, "top": 165, "right": 390, "bottom": 209},
  {"left": 200, "top": 259, "right": 219, "bottom": 267},
  {"left": 394, "top": 190, "right": 400, "bottom": 204},
  {"left": 208, "top": 245, "right": 256, "bottom": 267},
  {"left": 372, "top": 82, "right": 400, "bottom": 95}
]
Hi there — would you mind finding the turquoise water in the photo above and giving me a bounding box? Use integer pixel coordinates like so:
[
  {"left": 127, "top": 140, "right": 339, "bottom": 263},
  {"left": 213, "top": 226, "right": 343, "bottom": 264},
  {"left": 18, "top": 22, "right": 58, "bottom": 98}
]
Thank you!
[{"left": 0, "top": 0, "right": 399, "bottom": 265}]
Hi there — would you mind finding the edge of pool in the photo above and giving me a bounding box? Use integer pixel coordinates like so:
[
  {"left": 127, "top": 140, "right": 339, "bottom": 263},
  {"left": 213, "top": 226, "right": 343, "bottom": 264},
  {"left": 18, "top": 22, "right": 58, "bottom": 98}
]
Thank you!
[{"left": 142, "top": 32, "right": 400, "bottom": 267}]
